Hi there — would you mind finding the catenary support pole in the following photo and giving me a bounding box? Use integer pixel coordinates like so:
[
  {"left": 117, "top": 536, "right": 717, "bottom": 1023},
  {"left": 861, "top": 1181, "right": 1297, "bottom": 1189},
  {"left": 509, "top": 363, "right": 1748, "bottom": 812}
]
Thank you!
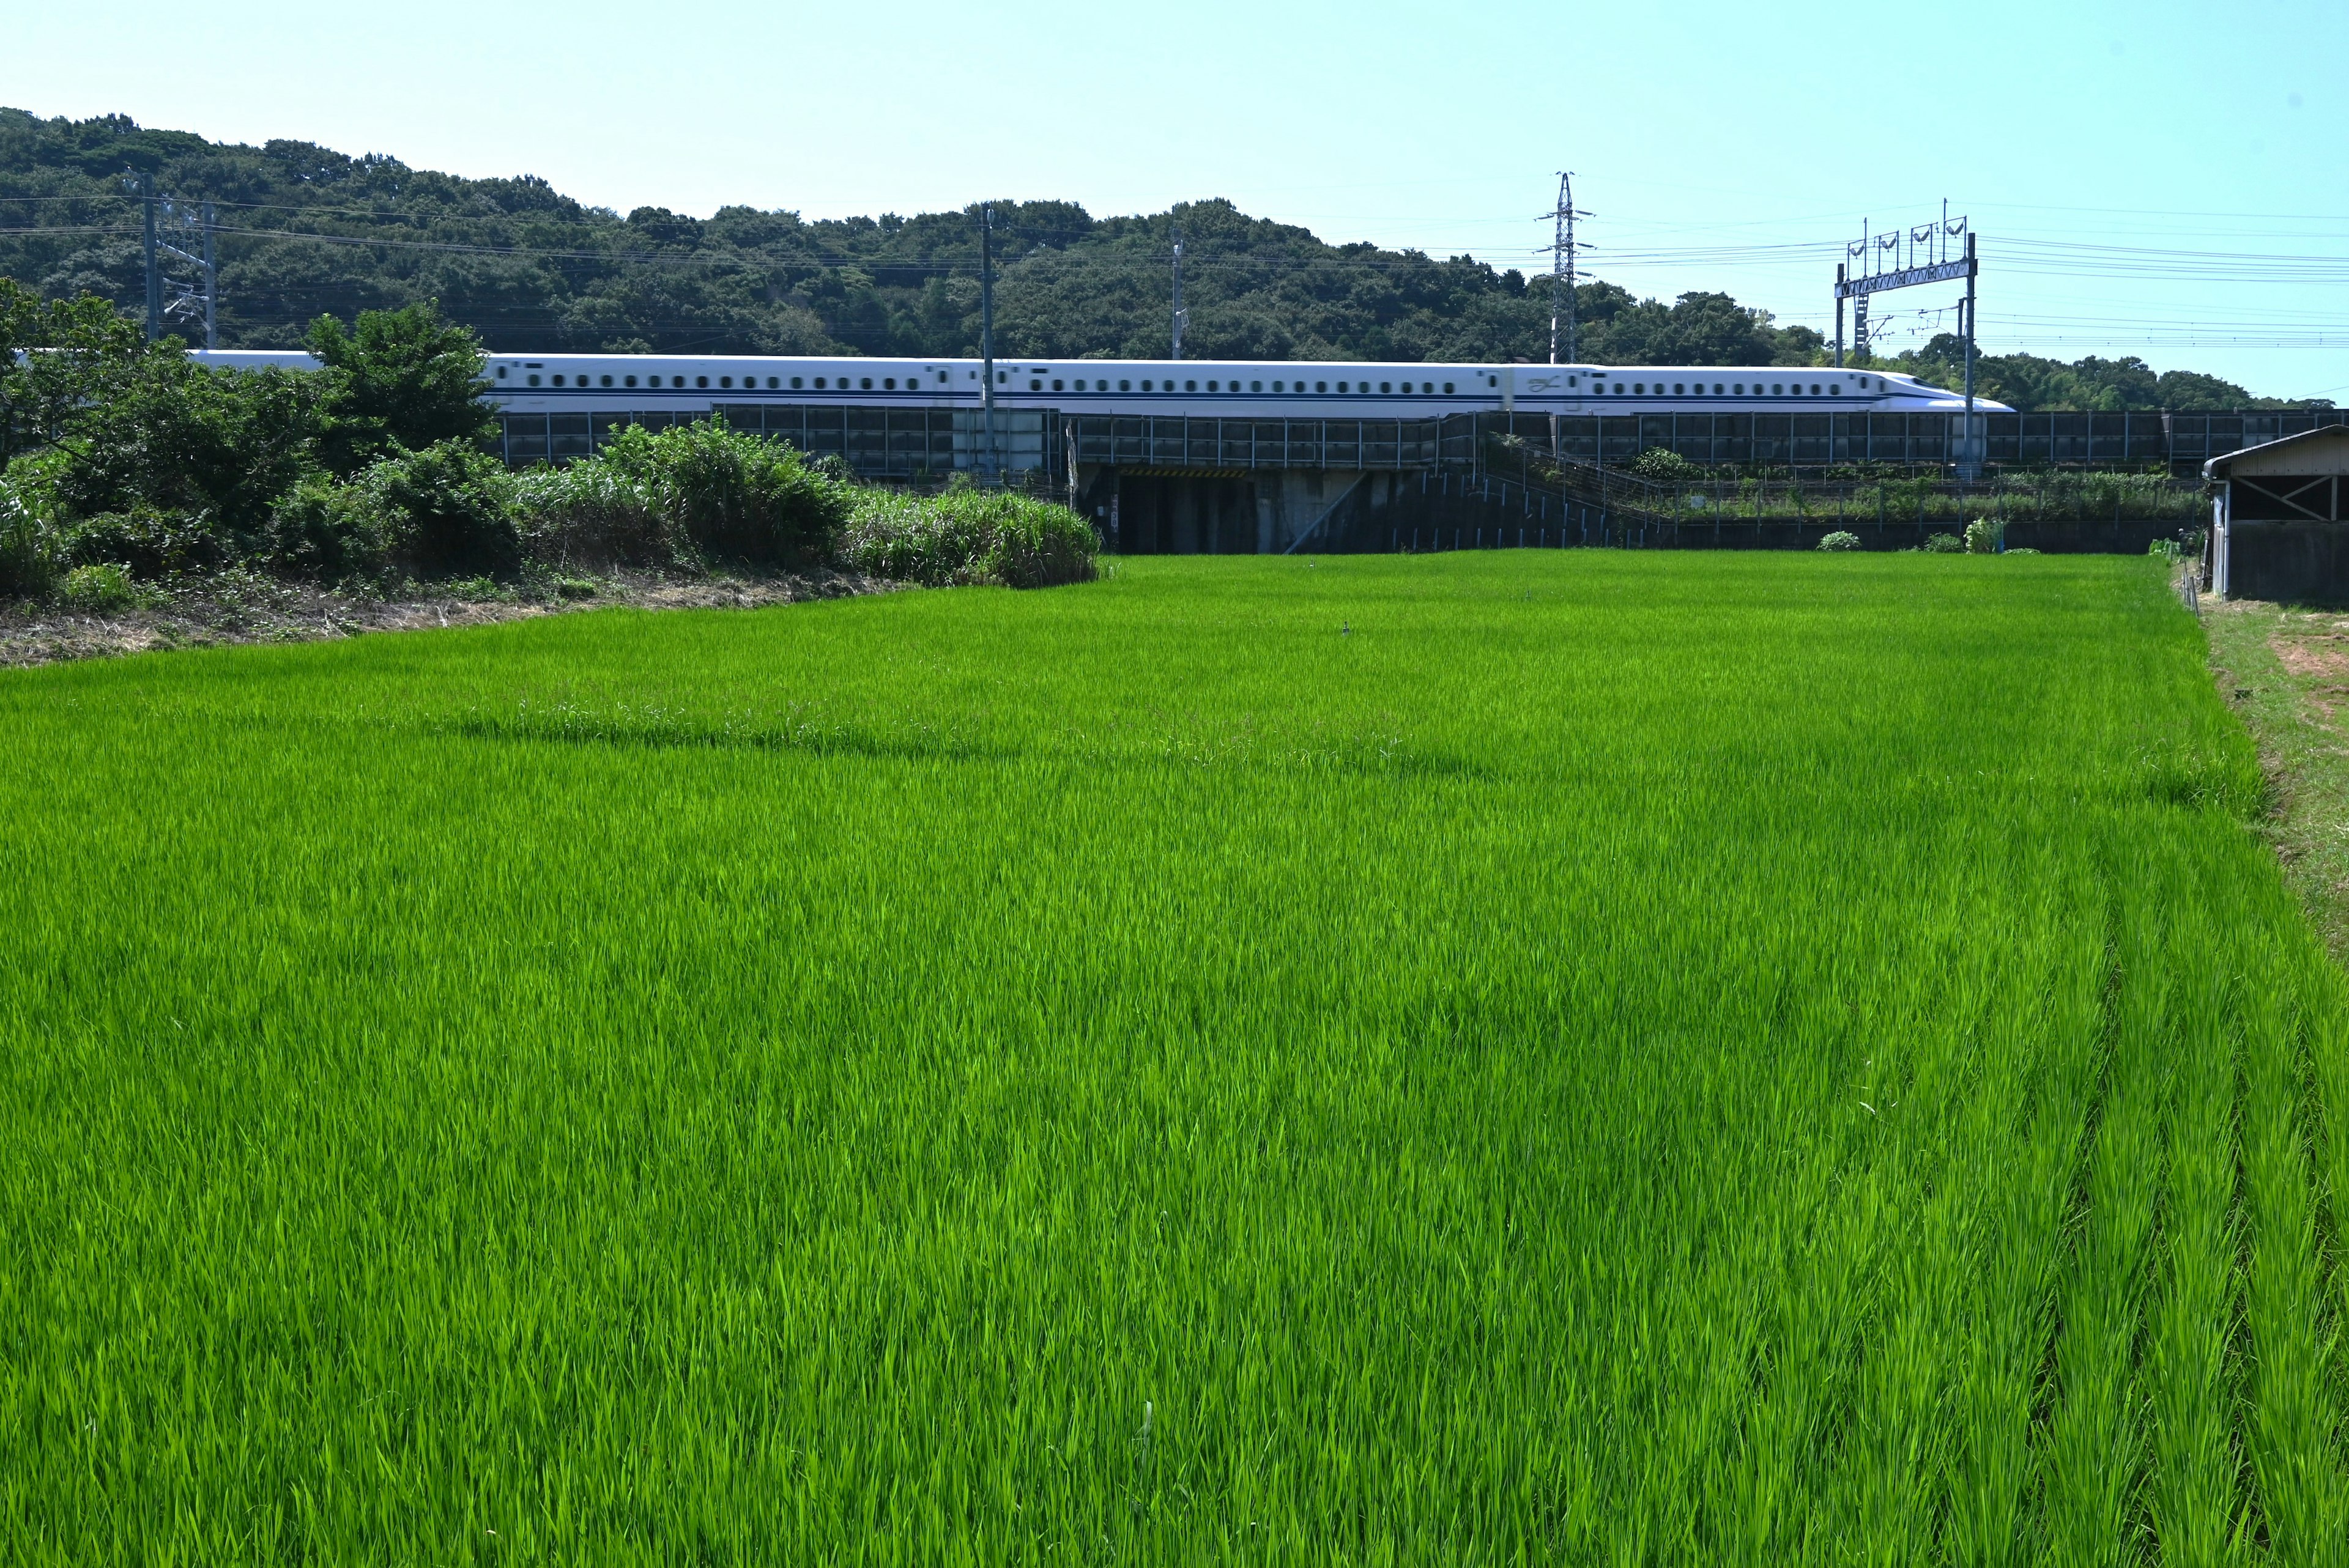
[
  {"left": 141, "top": 172, "right": 160, "bottom": 344},
  {"left": 979, "top": 203, "right": 997, "bottom": 481},
  {"left": 201, "top": 201, "right": 217, "bottom": 351}
]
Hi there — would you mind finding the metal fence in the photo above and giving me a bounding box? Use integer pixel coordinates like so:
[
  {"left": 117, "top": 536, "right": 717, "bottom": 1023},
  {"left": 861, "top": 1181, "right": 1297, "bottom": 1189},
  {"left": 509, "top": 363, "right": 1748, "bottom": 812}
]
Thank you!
[{"left": 501, "top": 404, "right": 2346, "bottom": 477}]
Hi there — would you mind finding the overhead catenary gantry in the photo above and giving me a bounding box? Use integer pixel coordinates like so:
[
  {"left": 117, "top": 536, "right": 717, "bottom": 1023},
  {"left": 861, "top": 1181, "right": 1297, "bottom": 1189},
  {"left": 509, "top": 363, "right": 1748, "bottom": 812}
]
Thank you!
[{"left": 1836, "top": 205, "right": 1980, "bottom": 476}]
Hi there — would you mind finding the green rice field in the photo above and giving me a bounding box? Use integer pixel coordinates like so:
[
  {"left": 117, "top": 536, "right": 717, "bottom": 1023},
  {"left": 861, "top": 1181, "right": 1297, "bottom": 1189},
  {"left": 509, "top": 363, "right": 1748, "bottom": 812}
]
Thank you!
[{"left": 3, "top": 553, "right": 2346, "bottom": 1562}]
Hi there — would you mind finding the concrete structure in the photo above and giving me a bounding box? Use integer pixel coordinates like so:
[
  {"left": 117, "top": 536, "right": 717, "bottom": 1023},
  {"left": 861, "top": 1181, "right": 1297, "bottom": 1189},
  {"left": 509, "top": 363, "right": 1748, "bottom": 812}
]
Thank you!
[{"left": 2207, "top": 426, "right": 2349, "bottom": 601}]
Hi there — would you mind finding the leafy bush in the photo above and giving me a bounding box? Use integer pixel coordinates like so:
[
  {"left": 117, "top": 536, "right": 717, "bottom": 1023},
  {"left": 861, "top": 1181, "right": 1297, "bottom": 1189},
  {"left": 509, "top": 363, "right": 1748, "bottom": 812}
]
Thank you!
[
  {"left": 56, "top": 561, "right": 144, "bottom": 612},
  {"left": 514, "top": 459, "right": 678, "bottom": 571},
  {"left": 63, "top": 507, "right": 229, "bottom": 579},
  {"left": 589, "top": 420, "right": 845, "bottom": 566},
  {"left": 1965, "top": 518, "right": 2005, "bottom": 555},
  {"left": 358, "top": 440, "right": 519, "bottom": 580},
  {"left": 1921, "top": 532, "right": 1965, "bottom": 553},
  {"left": 0, "top": 473, "right": 58, "bottom": 597},
  {"left": 1629, "top": 446, "right": 1704, "bottom": 485},
  {"left": 835, "top": 480, "right": 1099, "bottom": 588},
  {"left": 2148, "top": 538, "right": 2182, "bottom": 564},
  {"left": 1817, "top": 531, "right": 1861, "bottom": 552},
  {"left": 261, "top": 474, "right": 388, "bottom": 582},
  {"left": 51, "top": 353, "right": 327, "bottom": 542}
]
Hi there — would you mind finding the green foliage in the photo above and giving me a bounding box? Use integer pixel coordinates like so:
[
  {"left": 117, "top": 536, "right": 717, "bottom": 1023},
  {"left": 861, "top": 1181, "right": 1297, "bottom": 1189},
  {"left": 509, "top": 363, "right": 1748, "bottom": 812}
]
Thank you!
[
  {"left": 54, "top": 559, "right": 144, "bottom": 610},
  {"left": 0, "top": 555, "right": 2335, "bottom": 1558},
  {"left": 1965, "top": 518, "right": 2005, "bottom": 555},
  {"left": 62, "top": 506, "right": 228, "bottom": 578},
  {"left": 0, "top": 470, "right": 56, "bottom": 594},
  {"left": 1628, "top": 446, "right": 1705, "bottom": 485},
  {"left": 836, "top": 478, "right": 1100, "bottom": 588},
  {"left": 0, "top": 276, "right": 146, "bottom": 470},
  {"left": 1877, "top": 332, "right": 2322, "bottom": 412},
  {"left": 513, "top": 454, "right": 680, "bottom": 571},
  {"left": 585, "top": 419, "right": 845, "bottom": 566},
  {"left": 50, "top": 350, "right": 325, "bottom": 539},
  {"left": 1817, "top": 530, "right": 1861, "bottom": 552},
  {"left": 303, "top": 300, "right": 497, "bottom": 475},
  {"left": 1923, "top": 531, "right": 1966, "bottom": 553},
  {"left": 355, "top": 438, "right": 518, "bottom": 580},
  {"left": 261, "top": 473, "right": 387, "bottom": 581}
]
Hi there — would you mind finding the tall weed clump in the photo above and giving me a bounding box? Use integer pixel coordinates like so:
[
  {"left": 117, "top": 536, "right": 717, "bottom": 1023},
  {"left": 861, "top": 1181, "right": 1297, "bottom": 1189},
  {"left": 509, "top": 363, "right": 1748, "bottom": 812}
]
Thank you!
[
  {"left": 358, "top": 439, "right": 520, "bottom": 580},
  {"left": 0, "top": 470, "right": 59, "bottom": 597},
  {"left": 586, "top": 420, "right": 845, "bottom": 568},
  {"left": 836, "top": 478, "right": 1098, "bottom": 587},
  {"left": 513, "top": 460, "right": 678, "bottom": 571}
]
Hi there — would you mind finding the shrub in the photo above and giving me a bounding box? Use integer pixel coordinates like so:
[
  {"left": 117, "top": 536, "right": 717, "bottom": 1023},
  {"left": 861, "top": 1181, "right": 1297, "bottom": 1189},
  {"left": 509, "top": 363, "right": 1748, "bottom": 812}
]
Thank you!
[
  {"left": 56, "top": 561, "right": 143, "bottom": 612},
  {"left": 358, "top": 440, "right": 519, "bottom": 580},
  {"left": 63, "top": 507, "right": 229, "bottom": 579},
  {"left": 2148, "top": 538, "right": 2182, "bottom": 564},
  {"left": 1922, "top": 532, "right": 1965, "bottom": 553},
  {"left": 261, "top": 474, "right": 388, "bottom": 582},
  {"left": 2006, "top": 547, "right": 2041, "bottom": 557},
  {"left": 590, "top": 420, "right": 845, "bottom": 567},
  {"left": 0, "top": 473, "right": 59, "bottom": 597},
  {"left": 1817, "top": 531, "right": 1861, "bottom": 552},
  {"left": 1965, "top": 518, "right": 2005, "bottom": 555},
  {"left": 513, "top": 459, "right": 678, "bottom": 571},
  {"left": 1629, "top": 446, "right": 1704, "bottom": 486},
  {"left": 834, "top": 480, "right": 1098, "bottom": 588}
]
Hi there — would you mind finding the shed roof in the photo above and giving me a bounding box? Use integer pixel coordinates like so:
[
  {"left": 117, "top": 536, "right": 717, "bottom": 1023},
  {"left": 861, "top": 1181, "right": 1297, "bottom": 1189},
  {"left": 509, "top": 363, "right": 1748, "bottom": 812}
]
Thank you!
[{"left": 2205, "top": 424, "right": 2349, "bottom": 481}]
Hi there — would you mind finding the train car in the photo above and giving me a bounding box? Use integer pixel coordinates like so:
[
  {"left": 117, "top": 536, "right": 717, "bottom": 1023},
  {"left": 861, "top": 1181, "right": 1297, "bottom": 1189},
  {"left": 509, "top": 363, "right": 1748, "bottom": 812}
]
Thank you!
[{"left": 188, "top": 350, "right": 2008, "bottom": 419}]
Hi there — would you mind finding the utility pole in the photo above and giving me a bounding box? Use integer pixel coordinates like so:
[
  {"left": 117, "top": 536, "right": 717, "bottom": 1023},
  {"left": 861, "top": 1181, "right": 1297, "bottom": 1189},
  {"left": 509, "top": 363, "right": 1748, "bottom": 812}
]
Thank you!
[
  {"left": 1170, "top": 228, "right": 1187, "bottom": 360},
  {"left": 1961, "top": 229, "right": 1979, "bottom": 480},
  {"left": 1547, "top": 172, "right": 1581, "bottom": 366},
  {"left": 1545, "top": 172, "right": 1584, "bottom": 462},
  {"left": 127, "top": 170, "right": 161, "bottom": 343},
  {"left": 201, "top": 201, "right": 217, "bottom": 350},
  {"left": 979, "top": 202, "right": 998, "bottom": 481}
]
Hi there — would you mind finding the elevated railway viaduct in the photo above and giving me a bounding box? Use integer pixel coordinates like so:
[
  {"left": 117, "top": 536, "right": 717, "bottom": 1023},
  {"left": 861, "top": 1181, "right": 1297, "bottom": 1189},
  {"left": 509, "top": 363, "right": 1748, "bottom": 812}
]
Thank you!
[{"left": 498, "top": 404, "right": 2326, "bottom": 553}]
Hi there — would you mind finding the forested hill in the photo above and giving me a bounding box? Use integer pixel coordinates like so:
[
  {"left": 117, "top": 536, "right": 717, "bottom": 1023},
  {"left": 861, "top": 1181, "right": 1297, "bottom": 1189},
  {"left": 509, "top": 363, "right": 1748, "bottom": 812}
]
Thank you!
[{"left": 0, "top": 108, "right": 2315, "bottom": 410}]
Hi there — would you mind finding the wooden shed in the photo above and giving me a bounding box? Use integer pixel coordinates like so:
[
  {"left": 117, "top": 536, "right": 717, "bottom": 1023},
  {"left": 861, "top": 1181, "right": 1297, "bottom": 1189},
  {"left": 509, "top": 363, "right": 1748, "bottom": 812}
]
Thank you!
[{"left": 2206, "top": 426, "right": 2349, "bottom": 601}]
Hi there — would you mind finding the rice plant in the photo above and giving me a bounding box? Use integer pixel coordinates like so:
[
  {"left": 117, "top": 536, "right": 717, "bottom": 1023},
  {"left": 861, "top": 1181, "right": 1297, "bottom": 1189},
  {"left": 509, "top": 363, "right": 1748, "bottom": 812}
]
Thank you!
[{"left": 0, "top": 550, "right": 2342, "bottom": 1562}]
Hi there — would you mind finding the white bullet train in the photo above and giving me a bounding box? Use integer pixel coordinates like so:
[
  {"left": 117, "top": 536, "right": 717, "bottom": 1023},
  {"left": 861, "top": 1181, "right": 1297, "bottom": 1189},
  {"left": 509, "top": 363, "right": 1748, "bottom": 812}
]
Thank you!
[{"left": 192, "top": 350, "right": 2008, "bottom": 417}]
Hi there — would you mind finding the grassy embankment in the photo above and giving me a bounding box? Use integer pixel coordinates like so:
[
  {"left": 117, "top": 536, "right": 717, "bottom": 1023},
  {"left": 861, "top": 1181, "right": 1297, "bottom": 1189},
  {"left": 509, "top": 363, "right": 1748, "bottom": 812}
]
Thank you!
[{"left": 3, "top": 553, "right": 2345, "bottom": 1561}]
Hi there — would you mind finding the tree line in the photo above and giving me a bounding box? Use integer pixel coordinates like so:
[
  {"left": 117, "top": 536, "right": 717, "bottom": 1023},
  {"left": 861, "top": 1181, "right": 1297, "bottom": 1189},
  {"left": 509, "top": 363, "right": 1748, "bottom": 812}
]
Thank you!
[{"left": 0, "top": 108, "right": 2318, "bottom": 410}]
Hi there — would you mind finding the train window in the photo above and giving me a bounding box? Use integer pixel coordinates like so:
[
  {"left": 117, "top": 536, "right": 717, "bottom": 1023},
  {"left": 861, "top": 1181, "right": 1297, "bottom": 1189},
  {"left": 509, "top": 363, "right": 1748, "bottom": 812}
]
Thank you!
[
  {"left": 624, "top": 374, "right": 637, "bottom": 388},
  {"left": 814, "top": 377, "right": 826, "bottom": 389},
  {"left": 1141, "top": 379, "right": 1152, "bottom": 391},
  {"left": 1206, "top": 380, "right": 1217, "bottom": 391},
  {"left": 1633, "top": 383, "right": 1644, "bottom": 394},
  {"left": 883, "top": 377, "right": 896, "bottom": 390},
  {"left": 1673, "top": 383, "right": 1684, "bottom": 395},
  {"left": 1379, "top": 382, "right": 1391, "bottom": 394},
  {"left": 1337, "top": 381, "right": 1348, "bottom": 393},
  {"left": 495, "top": 366, "right": 508, "bottom": 379},
  {"left": 1185, "top": 380, "right": 1197, "bottom": 392},
  {"left": 527, "top": 373, "right": 540, "bottom": 386},
  {"left": 1120, "top": 379, "right": 1132, "bottom": 391},
  {"left": 696, "top": 375, "right": 708, "bottom": 388},
  {"left": 861, "top": 377, "right": 874, "bottom": 390},
  {"left": 1316, "top": 381, "right": 1327, "bottom": 393},
  {"left": 1273, "top": 381, "right": 1284, "bottom": 392},
  {"left": 1252, "top": 380, "right": 1263, "bottom": 393},
  {"left": 790, "top": 377, "right": 802, "bottom": 389},
  {"left": 601, "top": 374, "right": 614, "bottom": 388},
  {"left": 1830, "top": 385, "right": 1842, "bottom": 396},
  {"left": 1810, "top": 384, "right": 1822, "bottom": 395},
  {"left": 719, "top": 375, "right": 732, "bottom": 388},
  {"left": 1051, "top": 379, "right": 1063, "bottom": 391},
  {"left": 1734, "top": 384, "right": 1744, "bottom": 394},
  {"left": 1443, "top": 382, "right": 1453, "bottom": 394},
  {"left": 997, "top": 371, "right": 1007, "bottom": 383},
  {"left": 1713, "top": 384, "right": 1724, "bottom": 394},
  {"left": 1772, "top": 383, "right": 1783, "bottom": 395}
]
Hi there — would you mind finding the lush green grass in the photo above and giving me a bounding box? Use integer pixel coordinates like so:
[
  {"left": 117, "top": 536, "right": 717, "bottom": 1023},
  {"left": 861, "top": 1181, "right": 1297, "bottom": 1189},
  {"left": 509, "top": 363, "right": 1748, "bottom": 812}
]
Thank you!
[{"left": 2, "top": 552, "right": 2343, "bottom": 1562}]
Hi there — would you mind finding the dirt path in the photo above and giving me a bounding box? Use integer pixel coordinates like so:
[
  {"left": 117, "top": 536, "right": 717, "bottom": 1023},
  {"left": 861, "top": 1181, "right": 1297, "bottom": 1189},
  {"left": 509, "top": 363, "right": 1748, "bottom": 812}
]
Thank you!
[{"left": 0, "top": 569, "right": 907, "bottom": 670}]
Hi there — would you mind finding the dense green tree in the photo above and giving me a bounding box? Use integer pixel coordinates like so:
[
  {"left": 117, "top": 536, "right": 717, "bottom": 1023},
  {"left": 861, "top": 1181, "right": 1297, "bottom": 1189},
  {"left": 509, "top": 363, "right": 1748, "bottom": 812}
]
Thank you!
[
  {"left": 303, "top": 301, "right": 496, "bottom": 475},
  {"left": 0, "top": 277, "right": 144, "bottom": 468},
  {"left": 0, "top": 109, "right": 2322, "bottom": 407},
  {"left": 51, "top": 350, "right": 324, "bottom": 536}
]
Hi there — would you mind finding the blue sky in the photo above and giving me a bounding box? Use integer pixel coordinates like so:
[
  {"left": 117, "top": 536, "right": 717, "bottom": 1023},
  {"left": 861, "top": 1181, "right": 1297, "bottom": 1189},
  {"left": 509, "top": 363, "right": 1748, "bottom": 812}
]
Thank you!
[{"left": 8, "top": 0, "right": 2344, "bottom": 396}]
